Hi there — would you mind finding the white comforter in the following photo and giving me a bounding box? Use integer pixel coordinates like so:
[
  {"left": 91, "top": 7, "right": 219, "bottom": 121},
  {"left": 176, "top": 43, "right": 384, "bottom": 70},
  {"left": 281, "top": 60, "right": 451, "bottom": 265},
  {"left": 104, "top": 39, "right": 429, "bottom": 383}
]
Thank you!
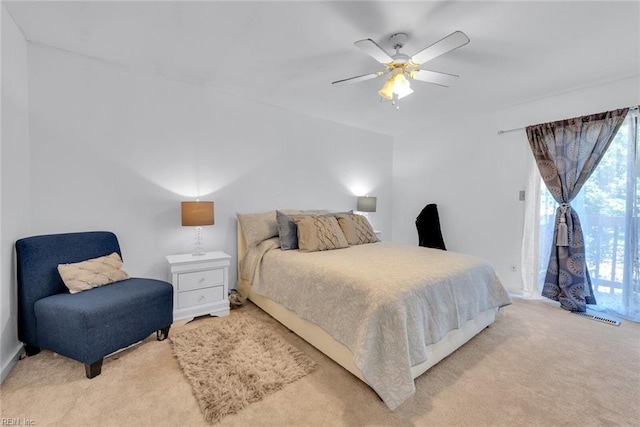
[{"left": 242, "top": 239, "right": 511, "bottom": 409}]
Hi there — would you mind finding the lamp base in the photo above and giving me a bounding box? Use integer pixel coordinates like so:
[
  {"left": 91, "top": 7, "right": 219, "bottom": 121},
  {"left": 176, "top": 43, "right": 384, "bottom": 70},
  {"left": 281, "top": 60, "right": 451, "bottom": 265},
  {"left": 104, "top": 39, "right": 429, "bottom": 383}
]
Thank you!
[{"left": 192, "top": 226, "right": 206, "bottom": 256}]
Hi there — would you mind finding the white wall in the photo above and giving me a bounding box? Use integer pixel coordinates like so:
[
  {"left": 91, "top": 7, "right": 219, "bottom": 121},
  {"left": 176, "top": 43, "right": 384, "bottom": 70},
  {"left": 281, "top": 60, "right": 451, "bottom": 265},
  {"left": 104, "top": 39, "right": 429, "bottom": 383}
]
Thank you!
[
  {"left": 1, "top": 6, "right": 31, "bottom": 382},
  {"left": 26, "top": 43, "right": 393, "bottom": 288},
  {"left": 391, "top": 113, "right": 530, "bottom": 293},
  {"left": 391, "top": 75, "right": 639, "bottom": 294}
]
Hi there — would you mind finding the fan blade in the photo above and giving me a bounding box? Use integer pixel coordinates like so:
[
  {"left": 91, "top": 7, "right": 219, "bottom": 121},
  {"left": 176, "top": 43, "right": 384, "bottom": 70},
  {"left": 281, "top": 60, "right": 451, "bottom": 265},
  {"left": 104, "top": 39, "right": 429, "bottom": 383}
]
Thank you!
[
  {"left": 332, "top": 72, "right": 384, "bottom": 86},
  {"left": 410, "top": 31, "right": 470, "bottom": 65},
  {"left": 410, "top": 69, "right": 459, "bottom": 87},
  {"left": 354, "top": 39, "right": 394, "bottom": 64}
]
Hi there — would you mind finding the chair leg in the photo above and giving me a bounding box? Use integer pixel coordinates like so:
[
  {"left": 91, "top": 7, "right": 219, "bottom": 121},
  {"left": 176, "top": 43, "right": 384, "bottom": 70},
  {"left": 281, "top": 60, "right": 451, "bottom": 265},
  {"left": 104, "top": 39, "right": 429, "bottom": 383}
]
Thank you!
[
  {"left": 157, "top": 325, "right": 171, "bottom": 341},
  {"left": 85, "top": 359, "right": 103, "bottom": 379},
  {"left": 24, "top": 344, "right": 41, "bottom": 357}
]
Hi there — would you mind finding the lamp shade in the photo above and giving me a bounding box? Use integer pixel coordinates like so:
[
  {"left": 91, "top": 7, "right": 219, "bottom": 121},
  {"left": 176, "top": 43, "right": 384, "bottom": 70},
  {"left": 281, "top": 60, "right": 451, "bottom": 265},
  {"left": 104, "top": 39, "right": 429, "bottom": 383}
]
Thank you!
[
  {"left": 377, "top": 78, "right": 395, "bottom": 100},
  {"left": 357, "top": 196, "right": 377, "bottom": 213},
  {"left": 393, "top": 74, "right": 413, "bottom": 99},
  {"left": 181, "top": 201, "right": 214, "bottom": 226}
]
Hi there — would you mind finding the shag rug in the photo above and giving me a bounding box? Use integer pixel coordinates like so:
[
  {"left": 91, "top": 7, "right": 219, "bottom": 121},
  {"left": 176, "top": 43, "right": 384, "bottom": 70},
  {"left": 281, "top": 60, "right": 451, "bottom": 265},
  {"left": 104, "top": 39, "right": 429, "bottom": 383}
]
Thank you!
[{"left": 170, "top": 314, "right": 317, "bottom": 423}]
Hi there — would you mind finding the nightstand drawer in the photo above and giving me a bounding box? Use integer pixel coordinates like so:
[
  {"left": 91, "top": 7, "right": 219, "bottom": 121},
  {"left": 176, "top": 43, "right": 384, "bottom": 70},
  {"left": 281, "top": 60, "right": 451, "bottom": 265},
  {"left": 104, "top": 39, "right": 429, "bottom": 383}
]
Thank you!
[
  {"left": 178, "top": 269, "right": 224, "bottom": 292},
  {"left": 177, "top": 286, "right": 224, "bottom": 309}
]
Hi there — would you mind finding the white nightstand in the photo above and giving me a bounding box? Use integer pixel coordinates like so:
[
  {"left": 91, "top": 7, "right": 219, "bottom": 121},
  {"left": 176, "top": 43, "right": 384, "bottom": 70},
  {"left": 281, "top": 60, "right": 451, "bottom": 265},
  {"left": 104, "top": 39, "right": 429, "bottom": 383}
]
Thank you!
[{"left": 166, "top": 251, "right": 231, "bottom": 322}]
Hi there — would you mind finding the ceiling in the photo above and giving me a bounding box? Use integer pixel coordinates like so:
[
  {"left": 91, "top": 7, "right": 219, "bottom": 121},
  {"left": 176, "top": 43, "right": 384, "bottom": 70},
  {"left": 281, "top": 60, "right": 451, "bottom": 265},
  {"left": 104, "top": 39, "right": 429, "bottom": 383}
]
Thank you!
[{"left": 4, "top": 1, "right": 639, "bottom": 137}]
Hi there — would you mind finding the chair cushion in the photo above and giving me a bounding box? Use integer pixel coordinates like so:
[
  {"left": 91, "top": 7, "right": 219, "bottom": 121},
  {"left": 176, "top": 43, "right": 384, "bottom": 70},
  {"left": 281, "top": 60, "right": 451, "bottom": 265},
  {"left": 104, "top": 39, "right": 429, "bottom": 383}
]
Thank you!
[{"left": 34, "top": 278, "right": 173, "bottom": 364}]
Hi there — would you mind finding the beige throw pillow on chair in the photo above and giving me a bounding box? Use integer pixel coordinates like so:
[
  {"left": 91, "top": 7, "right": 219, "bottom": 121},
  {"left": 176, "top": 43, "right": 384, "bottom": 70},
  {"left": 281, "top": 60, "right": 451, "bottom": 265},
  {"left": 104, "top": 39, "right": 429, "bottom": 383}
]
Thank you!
[{"left": 58, "top": 252, "right": 129, "bottom": 294}]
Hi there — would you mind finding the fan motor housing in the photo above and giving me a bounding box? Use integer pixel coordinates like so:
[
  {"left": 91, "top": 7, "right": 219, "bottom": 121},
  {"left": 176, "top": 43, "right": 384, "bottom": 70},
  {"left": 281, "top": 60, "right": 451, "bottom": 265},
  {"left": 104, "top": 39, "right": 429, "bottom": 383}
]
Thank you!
[
  {"left": 391, "top": 53, "right": 411, "bottom": 65},
  {"left": 388, "top": 33, "right": 410, "bottom": 65}
]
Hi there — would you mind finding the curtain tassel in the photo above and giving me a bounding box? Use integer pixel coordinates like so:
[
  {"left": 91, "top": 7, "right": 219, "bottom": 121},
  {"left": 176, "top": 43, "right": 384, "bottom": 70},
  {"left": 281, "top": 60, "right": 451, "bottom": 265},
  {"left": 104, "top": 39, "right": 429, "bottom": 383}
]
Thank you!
[{"left": 556, "top": 204, "right": 569, "bottom": 246}]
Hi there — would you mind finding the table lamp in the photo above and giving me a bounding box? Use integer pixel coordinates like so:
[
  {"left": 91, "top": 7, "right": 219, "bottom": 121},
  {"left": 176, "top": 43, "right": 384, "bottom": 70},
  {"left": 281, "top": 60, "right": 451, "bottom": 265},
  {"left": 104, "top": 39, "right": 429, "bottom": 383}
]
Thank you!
[{"left": 181, "top": 200, "right": 214, "bottom": 256}]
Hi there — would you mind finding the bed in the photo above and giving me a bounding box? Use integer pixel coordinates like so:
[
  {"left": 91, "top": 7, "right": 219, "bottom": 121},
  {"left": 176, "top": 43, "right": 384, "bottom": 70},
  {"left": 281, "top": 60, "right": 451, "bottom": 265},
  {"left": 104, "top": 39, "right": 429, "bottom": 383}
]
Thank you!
[{"left": 236, "top": 210, "right": 511, "bottom": 410}]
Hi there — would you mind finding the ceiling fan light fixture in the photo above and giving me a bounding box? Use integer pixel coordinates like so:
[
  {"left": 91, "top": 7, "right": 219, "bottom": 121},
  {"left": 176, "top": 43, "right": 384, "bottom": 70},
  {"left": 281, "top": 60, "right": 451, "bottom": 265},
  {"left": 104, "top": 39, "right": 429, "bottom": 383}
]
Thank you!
[
  {"left": 393, "top": 73, "right": 413, "bottom": 99},
  {"left": 393, "top": 72, "right": 408, "bottom": 85},
  {"left": 378, "top": 77, "right": 395, "bottom": 100},
  {"left": 334, "top": 30, "right": 470, "bottom": 107},
  {"left": 379, "top": 69, "right": 412, "bottom": 101}
]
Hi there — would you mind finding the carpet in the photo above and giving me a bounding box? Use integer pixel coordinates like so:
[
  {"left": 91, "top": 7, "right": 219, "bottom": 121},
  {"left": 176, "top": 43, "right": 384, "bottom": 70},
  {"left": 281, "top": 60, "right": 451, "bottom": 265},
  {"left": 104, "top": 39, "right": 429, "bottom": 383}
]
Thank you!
[{"left": 169, "top": 313, "right": 317, "bottom": 423}]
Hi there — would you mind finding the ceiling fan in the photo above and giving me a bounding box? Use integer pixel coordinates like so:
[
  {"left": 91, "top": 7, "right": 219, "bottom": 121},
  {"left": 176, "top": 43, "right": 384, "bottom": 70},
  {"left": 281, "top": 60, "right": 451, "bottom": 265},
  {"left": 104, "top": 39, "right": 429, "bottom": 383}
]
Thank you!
[{"left": 332, "top": 31, "right": 470, "bottom": 105}]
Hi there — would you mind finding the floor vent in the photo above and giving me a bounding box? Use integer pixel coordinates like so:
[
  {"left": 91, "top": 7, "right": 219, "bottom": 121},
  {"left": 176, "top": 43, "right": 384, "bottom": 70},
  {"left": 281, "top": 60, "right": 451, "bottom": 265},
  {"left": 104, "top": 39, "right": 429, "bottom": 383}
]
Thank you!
[{"left": 572, "top": 311, "right": 621, "bottom": 326}]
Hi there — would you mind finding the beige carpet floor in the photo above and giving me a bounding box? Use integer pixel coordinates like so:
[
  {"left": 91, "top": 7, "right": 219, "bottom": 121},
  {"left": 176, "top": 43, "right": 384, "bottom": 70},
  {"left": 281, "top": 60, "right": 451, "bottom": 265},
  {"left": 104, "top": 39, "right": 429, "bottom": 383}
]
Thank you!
[{"left": 1, "top": 298, "right": 638, "bottom": 426}]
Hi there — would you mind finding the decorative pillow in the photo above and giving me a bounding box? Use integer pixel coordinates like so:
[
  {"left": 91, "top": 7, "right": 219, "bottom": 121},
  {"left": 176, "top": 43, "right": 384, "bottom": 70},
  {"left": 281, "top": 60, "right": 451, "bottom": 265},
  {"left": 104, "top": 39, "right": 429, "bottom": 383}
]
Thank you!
[
  {"left": 277, "top": 210, "right": 346, "bottom": 250},
  {"left": 237, "top": 209, "right": 322, "bottom": 248},
  {"left": 293, "top": 215, "right": 349, "bottom": 253},
  {"left": 58, "top": 252, "right": 129, "bottom": 294},
  {"left": 335, "top": 213, "right": 379, "bottom": 245}
]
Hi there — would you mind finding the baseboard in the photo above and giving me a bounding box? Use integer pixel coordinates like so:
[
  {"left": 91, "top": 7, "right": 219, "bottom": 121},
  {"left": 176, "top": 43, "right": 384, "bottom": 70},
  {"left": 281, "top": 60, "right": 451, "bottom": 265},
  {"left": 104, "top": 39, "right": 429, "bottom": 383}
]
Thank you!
[{"left": 1, "top": 343, "right": 24, "bottom": 384}]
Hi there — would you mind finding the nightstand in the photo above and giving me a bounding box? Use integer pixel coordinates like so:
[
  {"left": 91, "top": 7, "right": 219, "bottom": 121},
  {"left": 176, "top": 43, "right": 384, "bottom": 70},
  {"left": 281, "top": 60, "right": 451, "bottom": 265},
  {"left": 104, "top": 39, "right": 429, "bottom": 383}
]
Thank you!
[{"left": 166, "top": 251, "right": 231, "bottom": 322}]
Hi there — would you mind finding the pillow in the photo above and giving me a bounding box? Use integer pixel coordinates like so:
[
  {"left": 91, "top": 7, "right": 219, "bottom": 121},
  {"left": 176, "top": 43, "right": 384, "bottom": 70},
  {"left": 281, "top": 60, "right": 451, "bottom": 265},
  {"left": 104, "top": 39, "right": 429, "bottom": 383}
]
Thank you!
[
  {"left": 237, "top": 211, "right": 279, "bottom": 248},
  {"left": 277, "top": 210, "right": 348, "bottom": 250},
  {"left": 58, "top": 252, "right": 129, "bottom": 294},
  {"left": 237, "top": 209, "right": 323, "bottom": 248},
  {"left": 293, "top": 215, "right": 349, "bottom": 253},
  {"left": 277, "top": 210, "right": 306, "bottom": 250},
  {"left": 335, "top": 213, "right": 379, "bottom": 245}
]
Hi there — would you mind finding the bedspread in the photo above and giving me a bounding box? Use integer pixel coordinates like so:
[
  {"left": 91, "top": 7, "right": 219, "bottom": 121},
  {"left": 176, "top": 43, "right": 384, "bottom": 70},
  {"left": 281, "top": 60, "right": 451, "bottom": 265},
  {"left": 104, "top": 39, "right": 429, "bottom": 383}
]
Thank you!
[{"left": 243, "top": 240, "right": 511, "bottom": 409}]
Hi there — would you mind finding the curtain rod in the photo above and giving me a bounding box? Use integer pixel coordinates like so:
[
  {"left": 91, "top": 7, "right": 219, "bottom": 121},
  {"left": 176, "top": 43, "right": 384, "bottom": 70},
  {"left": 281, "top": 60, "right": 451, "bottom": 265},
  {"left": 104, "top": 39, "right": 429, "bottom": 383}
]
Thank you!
[
  {"left": 497, "top": 127, "right": 523, "bottom": 135},
  {"left": 497, "top": 106, "right": 638, "bottom": 135}
]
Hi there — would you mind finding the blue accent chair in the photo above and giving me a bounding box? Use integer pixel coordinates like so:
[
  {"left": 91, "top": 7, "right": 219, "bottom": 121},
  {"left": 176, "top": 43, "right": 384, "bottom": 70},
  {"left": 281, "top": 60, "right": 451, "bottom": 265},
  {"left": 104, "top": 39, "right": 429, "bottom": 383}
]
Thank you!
[{"left": 16, "top": 231, "right": 173, "bottom": 378}]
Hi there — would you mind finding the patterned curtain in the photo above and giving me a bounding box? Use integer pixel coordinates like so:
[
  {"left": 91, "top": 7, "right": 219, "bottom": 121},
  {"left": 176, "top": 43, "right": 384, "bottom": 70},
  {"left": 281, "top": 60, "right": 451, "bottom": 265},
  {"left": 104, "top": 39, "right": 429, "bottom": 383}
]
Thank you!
[{"left": 526, "top": 108, "right": 629, "bottom": 312}]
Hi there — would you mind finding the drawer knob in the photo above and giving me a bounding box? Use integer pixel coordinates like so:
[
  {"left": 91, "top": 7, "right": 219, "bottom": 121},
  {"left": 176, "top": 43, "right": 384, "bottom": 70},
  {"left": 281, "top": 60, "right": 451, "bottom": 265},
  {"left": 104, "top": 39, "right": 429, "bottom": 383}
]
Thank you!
[
  {"left": 199, "top": 277, "right": 205, "bottom": 284},
  {"left": 198, "top": 295, "right": 205, "bottom": 302}
]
